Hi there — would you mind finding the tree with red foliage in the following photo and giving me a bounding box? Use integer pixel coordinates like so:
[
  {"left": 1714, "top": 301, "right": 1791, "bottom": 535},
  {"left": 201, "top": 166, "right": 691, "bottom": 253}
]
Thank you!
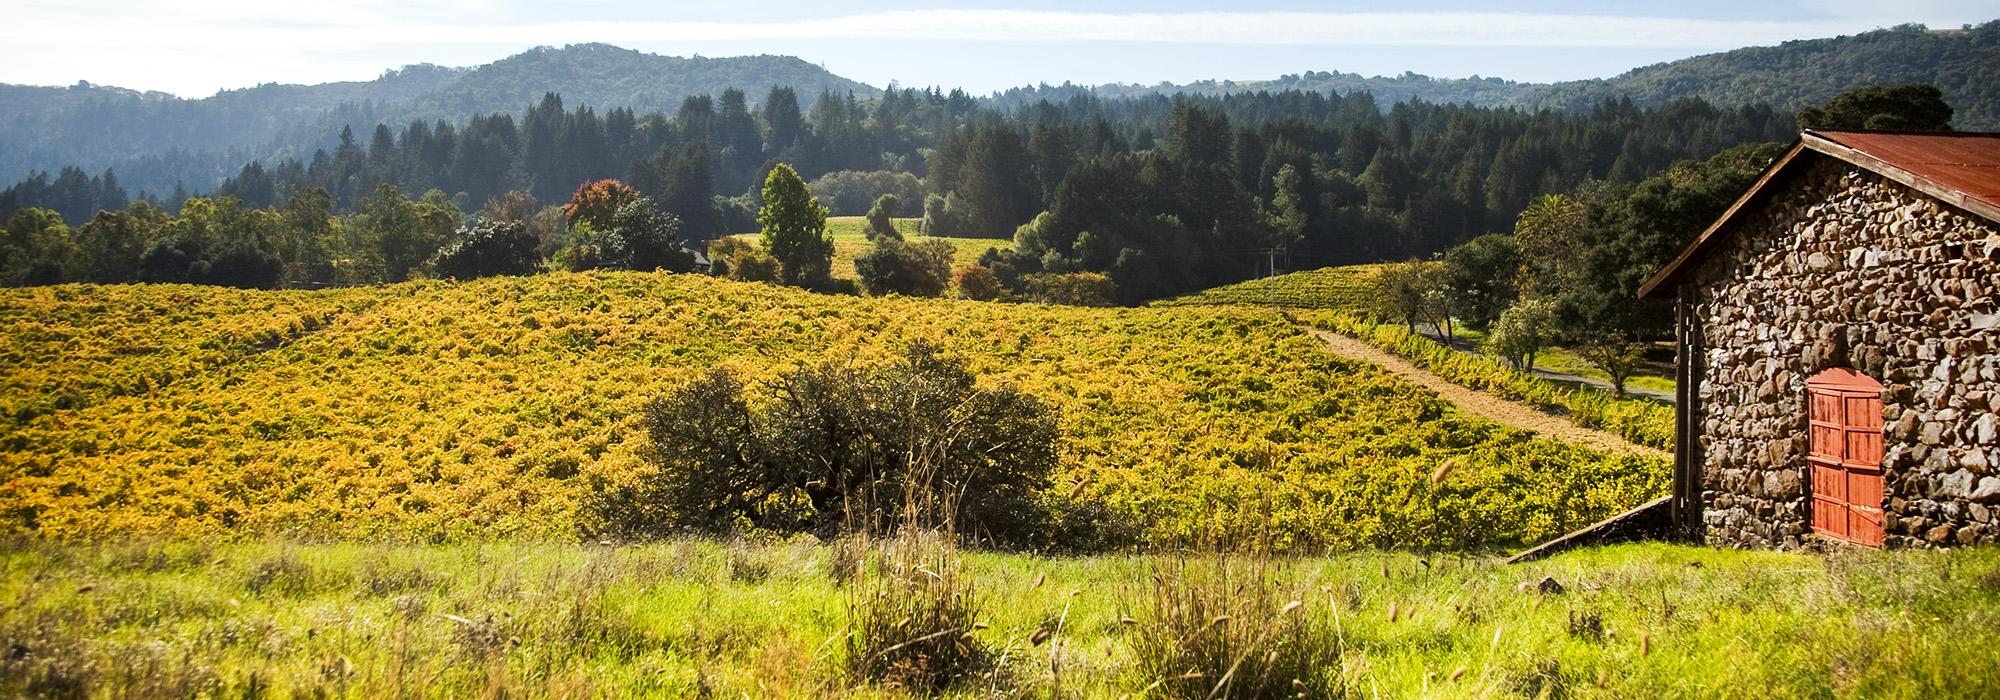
[{"left": 562, "top": 179, "right": 640, "bottom": 230}]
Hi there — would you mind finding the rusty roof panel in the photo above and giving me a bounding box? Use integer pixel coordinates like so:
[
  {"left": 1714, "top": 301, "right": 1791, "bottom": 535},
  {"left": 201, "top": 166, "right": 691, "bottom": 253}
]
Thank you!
[{"left": 1812, "top": 129, "right": 2000, "bottom": 217}]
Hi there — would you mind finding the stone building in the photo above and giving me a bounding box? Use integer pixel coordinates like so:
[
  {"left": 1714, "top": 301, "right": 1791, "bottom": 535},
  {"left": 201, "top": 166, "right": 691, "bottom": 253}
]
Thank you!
[{"left": 1639, "top": 129, "right": 2000, "bottom": 549}]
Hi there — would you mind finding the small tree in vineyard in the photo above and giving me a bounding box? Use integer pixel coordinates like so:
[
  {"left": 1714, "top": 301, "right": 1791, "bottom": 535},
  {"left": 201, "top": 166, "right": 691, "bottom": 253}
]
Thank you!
[{"left": 757, "top": 163, "right": 833, "bottom": 286}]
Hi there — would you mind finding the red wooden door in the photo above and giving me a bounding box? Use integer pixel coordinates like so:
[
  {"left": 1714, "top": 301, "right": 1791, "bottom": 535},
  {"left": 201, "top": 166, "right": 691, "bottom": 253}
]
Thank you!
[{"left": 1806, "top": 368, "right": 1885, "bottom": 546}]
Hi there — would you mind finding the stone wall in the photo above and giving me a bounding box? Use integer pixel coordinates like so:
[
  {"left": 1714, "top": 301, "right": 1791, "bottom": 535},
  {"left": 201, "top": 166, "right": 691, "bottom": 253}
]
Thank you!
[{"left": 1687, "top": 156, "right": 2000, "bottom": 549}]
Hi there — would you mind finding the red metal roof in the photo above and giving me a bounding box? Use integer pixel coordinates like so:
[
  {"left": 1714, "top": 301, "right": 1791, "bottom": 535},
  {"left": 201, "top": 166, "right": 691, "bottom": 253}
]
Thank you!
[
  {"left": 1638, "top": 129, "right": 2000, "bottom": 298},
  {"left": 1811, "top": 130, "right": 2000, "bottom": 219}
]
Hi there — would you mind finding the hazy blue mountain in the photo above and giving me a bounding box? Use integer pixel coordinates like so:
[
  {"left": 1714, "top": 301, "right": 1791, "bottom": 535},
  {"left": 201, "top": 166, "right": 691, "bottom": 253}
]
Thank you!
[{"left": 0, "top": 44, "right": 877, "bottom": 194}]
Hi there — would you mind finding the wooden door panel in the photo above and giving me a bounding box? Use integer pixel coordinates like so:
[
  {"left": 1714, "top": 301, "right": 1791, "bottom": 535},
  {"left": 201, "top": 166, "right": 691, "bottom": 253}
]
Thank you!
[
  {"left": 1810, "top": 425, "right": 1843, "bottom": 458},
  {"left": 1843, "top": 396, "right": 1882, "bottom": 428},
  {"left": 1845, "top": 430, "right": 1882, "bottom": 467},
  {"left": 1812, "top": 464, "right": 1846, "bottom": 501},
  {"left": 1850, "top": 502, "right": 1886, "bottom": 546},
  {"left": 1813, "top": 498, "right": 1847, "bottom": 538},
  {"left": 1848, "top": 472, "right": 1883, "bottom": 507}
]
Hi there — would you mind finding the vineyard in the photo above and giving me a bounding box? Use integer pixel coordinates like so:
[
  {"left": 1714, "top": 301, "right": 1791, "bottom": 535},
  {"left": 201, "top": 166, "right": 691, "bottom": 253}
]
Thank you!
[
  {"left": 1304, "top": 312, "right": 1678, "bottom": 451},
  {"left": 0, "top": 272, "right": 1662, "bottom": 549},
  {"left": 1151, "top": 264, "right": 1385, "bottom": 312},
  {"left": 728, "top": 216, "right": 1009, "bottom": 281}
]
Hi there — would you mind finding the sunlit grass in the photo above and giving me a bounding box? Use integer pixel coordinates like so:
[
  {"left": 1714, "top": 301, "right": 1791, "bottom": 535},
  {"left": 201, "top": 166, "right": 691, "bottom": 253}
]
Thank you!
[{"left": 3, "top": 539, "right": 1994, "bottom": 697}]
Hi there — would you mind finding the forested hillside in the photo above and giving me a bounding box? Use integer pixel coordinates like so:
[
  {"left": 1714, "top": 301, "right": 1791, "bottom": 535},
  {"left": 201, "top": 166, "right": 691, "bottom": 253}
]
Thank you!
[
  {"left": 10, "top": 23, "right": 1993, "bottom": 306},
  {"left": 998, "top": 22, "right": 2000, "bottom": 129},
  {"left": 0, "top": 44, "right": 875, "bottom": 195},
  {"left": 1522, "top": 23, "right": 2000, "bottom": 129}
]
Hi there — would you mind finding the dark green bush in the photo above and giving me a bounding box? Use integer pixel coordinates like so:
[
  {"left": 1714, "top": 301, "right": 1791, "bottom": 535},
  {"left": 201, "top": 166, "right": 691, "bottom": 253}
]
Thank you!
[
  {"left": 434, "top": 219, "right": 539, "bottom": 279},
  {"left": 1019, "top": 272, "right": 1117, "bottom": 307},
  {"left": 854, "top": 238, "right": 951, "bottom": 297},
  {"left": 592, "top": 343, "right": 1060, "bottom": 546}
]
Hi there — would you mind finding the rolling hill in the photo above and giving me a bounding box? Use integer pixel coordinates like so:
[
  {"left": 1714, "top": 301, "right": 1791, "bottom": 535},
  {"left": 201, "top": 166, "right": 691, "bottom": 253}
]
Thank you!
[
  {"left": 1151, "top": 264, "right": 1385, "bottom": 311},
  {"left": 0, "top": 273, "right": 1663, "bottom": 548}
]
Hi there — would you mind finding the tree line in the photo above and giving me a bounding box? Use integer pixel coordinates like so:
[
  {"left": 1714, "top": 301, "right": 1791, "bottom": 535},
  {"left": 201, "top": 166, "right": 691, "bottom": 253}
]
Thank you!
[{"left": 3, "top": 81, "right": 1866, "bottom": 300}]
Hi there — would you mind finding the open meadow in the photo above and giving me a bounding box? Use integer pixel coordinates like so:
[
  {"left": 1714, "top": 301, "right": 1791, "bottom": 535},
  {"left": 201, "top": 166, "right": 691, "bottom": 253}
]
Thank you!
[{"left": 2, "top": 539, "right": 1996, "bottom": 698}]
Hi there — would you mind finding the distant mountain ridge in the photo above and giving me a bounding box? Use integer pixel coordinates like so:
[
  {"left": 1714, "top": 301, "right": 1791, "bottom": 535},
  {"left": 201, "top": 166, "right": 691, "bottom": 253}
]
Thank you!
[
  {"left": 0, "top": 44, "right": 879, "bottom": 195},
  {"left": 993, "top": 22, "right": 1999, "bottom": 130},
  {"left": 3, "top": 22, "right": 1995, "bottom": 197}
]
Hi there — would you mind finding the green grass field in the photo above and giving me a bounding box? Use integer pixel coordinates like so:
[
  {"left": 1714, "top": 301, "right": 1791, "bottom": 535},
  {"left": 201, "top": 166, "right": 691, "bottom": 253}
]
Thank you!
[
  {"left": 729, "top": 216, "right": 1011, "bottom": 281},
  {"left": 4, "top": 538, "right": 1995, "bottom": 698}
]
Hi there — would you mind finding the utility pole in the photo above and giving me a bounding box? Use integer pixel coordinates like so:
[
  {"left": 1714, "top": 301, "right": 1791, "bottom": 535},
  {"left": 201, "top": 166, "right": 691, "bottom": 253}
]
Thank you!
[{"left": 1255, "top": 248, "right": 1282, "bottom": 278}]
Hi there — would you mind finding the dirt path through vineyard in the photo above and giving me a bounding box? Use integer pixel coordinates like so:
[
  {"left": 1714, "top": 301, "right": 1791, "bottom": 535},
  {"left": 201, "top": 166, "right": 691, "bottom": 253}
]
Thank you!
[{"left": 1307, "top": 329, "right": 1672, "bottom": 459}]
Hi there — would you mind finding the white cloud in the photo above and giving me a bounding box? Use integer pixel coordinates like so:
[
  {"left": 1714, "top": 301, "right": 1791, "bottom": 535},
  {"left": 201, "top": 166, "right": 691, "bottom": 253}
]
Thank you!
[{"left": 0, "top": 5, "right": 1988, "bottom": 96}]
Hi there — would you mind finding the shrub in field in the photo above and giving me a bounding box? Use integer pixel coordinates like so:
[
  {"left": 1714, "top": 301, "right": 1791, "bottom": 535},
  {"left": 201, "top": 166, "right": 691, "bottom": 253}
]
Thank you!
[
  {"left": 864, "top": 194, "right": 902, "bottom": 241},
  {"left": 562, "top": 179, "right": 641, "bottom": 230},
  {"left": 593, "top": 342, "right": 1060, "bottom": 545},
  {"left": 605, "top": 199, "right": 695, "bottom": 273},
  {"left": 1485, "top": 297, "right": 1561, "bottom": 371},
  {"left": 707, "top": 236, "right": 778, "bottom": 282},
  {"left": 1576, "top": 334, "right": 1650, "bottom": 398},
  {"left": 1371, "top": 258, "right": 1446, "bottom": 334},
  {"left": 1129, "top": 555, "right": 1344, "bottom": 699},
  {"left": 951, "top": 263, "right": 1004, "bottom": 301},
  {"left": 853, "top": 238, "right": 952, "bottom": 297},
  {"left": 1019, "top": 272, "right": 1116, "bottom": 307},
  {"left": 758, "top": 163, "right": 833, "bottom": 287}
]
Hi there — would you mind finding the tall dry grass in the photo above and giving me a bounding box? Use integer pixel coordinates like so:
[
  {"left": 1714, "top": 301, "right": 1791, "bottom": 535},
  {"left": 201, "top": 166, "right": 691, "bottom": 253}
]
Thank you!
[{"left": 1128, "top": 553, "right": 1348, "bottom": 699}]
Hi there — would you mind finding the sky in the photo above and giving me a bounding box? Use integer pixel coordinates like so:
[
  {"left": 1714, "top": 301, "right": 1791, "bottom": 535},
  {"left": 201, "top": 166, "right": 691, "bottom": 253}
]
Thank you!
[{"left": 1, "top": 0, "right": 1994, "bottom": 98}]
